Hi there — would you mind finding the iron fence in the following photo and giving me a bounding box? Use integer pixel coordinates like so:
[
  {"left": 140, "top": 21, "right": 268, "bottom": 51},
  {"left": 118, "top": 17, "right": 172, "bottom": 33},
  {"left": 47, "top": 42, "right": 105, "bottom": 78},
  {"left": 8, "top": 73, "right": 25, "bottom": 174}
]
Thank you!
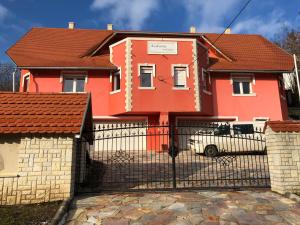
[{"left": 76, "top": 122, "right": 270, "bottom": 193}]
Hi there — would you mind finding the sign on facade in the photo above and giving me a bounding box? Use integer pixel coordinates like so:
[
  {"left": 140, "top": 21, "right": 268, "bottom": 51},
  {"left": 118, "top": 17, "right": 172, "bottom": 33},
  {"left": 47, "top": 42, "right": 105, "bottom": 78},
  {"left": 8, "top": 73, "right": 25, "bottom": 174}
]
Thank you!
[{"left": 148, "top": 41, "right": 177, "bottom": 54}]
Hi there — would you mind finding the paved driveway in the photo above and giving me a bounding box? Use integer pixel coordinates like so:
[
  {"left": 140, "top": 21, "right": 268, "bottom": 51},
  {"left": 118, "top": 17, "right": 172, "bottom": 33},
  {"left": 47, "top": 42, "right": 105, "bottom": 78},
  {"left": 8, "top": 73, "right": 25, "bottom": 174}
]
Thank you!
[{"left": 66, "top": 191, "right": 300, "bottom": 225}]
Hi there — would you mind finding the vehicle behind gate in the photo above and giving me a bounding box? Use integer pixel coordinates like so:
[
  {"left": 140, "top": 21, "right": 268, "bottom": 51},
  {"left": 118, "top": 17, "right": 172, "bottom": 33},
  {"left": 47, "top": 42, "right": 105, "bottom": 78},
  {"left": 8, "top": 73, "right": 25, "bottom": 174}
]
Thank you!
[
  {"left": 186, "top": 122, "right": 266, "bottom": 157},
  {"left": 75, "top": 122, "right": 270, "bottom": 193}
]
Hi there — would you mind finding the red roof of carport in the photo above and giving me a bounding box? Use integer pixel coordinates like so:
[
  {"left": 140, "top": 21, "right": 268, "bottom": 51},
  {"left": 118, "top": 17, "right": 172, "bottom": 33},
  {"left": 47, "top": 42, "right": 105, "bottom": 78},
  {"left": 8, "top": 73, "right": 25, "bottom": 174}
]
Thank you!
[{"left": 0, "top": 92, "right": 90, "bottom": 134}]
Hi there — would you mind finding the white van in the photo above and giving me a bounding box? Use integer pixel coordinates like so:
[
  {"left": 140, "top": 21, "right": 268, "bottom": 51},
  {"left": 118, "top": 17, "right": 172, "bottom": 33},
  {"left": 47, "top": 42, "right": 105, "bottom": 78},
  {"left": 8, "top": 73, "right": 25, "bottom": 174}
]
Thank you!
[{"left": 187, "top": 122, "right": 266, "bottom": 157}]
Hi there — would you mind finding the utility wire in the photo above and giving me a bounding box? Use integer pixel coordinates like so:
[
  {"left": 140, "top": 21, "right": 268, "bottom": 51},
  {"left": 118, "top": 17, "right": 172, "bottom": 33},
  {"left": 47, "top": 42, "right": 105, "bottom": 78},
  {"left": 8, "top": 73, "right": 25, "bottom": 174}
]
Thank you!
[{"left": 188, "top": 0, "right": 253, "bottom": 68}]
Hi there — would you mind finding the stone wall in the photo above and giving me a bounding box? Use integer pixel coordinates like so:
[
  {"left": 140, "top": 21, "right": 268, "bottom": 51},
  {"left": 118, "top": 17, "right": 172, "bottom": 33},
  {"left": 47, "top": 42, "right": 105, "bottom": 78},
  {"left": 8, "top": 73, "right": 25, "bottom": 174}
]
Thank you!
[
  {"left": 265, "top": 127, "right": 300, "bottom": 194},
  {"left": 0, "top": 134, "right": 78, "bottom": 205}
]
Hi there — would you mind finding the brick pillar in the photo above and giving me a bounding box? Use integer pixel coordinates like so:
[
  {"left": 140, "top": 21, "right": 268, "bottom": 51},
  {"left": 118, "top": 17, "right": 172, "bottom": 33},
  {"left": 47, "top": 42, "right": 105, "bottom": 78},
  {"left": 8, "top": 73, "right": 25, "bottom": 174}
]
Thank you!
[{"left": 265, "top": 126, "right": 300, "bottom": 194}]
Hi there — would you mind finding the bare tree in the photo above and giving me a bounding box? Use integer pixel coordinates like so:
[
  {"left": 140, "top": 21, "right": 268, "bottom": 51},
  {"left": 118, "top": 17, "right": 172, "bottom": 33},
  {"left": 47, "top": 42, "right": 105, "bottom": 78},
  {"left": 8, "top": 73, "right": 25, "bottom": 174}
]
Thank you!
[{"left": 0, "top": 62, "right": 20, "bottom": 91}]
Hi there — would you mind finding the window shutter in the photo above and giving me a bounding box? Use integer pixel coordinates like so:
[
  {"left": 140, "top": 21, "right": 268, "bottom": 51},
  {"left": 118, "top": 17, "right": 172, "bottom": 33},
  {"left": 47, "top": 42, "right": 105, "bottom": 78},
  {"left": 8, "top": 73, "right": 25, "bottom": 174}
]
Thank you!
[{"left": 174, "top": 68, "right": 186, "bottom": 87}]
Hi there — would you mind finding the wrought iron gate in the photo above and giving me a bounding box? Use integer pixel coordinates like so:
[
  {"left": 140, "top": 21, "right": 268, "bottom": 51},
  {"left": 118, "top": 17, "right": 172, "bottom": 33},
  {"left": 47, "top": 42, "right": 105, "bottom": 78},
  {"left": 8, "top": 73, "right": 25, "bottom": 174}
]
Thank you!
[{"left": 75, "top": 122, "right": 270, "bottom": 193}]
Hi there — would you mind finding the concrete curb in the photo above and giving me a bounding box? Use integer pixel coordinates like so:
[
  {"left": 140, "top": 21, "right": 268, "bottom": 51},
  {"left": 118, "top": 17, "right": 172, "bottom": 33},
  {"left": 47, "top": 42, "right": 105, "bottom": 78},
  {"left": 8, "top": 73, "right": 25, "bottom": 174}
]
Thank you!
[
  {"left": 284, "top": 192, "right": 300, "bottom": 203},
  {"left": 50, "top": 198, "right": 73, "bottom": 225}
]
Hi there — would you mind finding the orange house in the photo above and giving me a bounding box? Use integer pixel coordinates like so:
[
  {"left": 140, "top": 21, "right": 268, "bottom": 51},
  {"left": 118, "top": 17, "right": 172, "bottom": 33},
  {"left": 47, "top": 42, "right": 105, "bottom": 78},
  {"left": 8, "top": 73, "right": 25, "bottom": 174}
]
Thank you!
[{"left": 6, "top": 25, "right": 294, "bottom": 132}]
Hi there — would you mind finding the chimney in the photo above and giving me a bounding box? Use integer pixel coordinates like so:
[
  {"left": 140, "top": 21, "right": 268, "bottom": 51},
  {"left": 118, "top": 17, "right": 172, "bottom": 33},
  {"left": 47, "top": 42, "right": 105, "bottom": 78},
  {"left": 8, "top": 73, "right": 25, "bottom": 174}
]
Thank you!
[
  {"left": 225, "top": 28, "right": 231, "bottom": 34},
  {"left": 68, "top": 22, "right": 75, "bottom": 29},
  {"left": 190, "top": 26, "right": 196, "bottom": 33},
  {"left": 107, "top": 23, "right": 113, "bottom": 30}
]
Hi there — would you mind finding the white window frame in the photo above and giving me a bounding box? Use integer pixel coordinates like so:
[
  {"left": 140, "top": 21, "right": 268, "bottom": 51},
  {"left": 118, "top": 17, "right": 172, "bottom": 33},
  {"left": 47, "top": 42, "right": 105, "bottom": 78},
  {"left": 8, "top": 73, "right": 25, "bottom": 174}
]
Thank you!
[
  {"left": 231, "top": 74, "right": 256, "bottom": 96},
  {"left": 172, "top": 64, "right": 189, "bottom": 90},
  {"left": 110, "top": 68, "right": 121, "bottom": 94},
  {"left": 63, "top": 75, "right": 87, "bottom": 93},
  {"left": 253, "top": 117, "right": 269, "bottom": 122},
  {"left": 138, "top": 64, "right": 156, "bottom": 89}
]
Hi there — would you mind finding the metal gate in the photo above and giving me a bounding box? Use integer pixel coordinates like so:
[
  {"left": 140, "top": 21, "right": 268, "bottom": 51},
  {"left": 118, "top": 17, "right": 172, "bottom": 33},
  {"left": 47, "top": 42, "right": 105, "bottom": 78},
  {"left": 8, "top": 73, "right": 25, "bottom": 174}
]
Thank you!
[{"left": 75, "top": 122, "right": 270, "bottom": 193}]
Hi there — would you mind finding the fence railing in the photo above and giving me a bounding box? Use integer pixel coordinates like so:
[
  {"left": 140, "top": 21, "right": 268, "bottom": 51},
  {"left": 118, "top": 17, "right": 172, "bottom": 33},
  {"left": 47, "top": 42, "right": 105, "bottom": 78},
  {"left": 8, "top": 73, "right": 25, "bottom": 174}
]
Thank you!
[{"left": 76, "top": 122, "right": 269, "bottom": 192}]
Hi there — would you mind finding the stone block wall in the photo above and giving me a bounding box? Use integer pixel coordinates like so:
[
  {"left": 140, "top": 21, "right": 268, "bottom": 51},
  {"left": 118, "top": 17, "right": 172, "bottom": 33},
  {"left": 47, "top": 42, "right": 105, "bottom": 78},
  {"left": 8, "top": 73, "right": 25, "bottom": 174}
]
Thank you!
[
  {"left": 265, "top": 127, "right": 300, "bottom": 194},
  {"left": 0, "top": 134, "right": 77, "bottom": 205}
]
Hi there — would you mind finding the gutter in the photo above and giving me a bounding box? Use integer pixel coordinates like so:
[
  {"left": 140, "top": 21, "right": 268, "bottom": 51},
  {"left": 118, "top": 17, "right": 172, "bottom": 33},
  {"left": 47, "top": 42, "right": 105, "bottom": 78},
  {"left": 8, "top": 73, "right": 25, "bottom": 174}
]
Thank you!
[
  {"left": 207, "top": 69, "right": 294, "bottom": 73},
  {"left": 18, "top": 66, "right": 116, "bottom": 70}
]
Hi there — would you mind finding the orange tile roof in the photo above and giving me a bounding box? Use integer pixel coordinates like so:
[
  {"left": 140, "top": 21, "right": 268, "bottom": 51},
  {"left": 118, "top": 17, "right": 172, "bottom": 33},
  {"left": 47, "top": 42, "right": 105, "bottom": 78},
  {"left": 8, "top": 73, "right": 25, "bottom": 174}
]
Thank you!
[
  {"left": 266, "top": 121, "right": 300, "bottom": 132},
  {"left": 0, "top": 92, "right": 90, "bottom": 134},
  {"left": 204, "top": 33, "right": 294, "bottom": 72},
  {"left": 6, "top": 28, "right": 294, "bottom": 72},
  {"left": 6, "top": 28, "right": 116, "bottom": 68}
]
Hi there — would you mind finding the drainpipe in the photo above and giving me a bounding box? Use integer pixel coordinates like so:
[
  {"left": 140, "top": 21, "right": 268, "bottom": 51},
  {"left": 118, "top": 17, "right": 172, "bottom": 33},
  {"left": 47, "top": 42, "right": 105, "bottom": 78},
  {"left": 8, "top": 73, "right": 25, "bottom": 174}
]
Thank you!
[
  {"left": 294, "top": 54, "right": 300, "bottom": 103},
  {"left": 12, "top": 68, "right": 17, "bottom": 92}
]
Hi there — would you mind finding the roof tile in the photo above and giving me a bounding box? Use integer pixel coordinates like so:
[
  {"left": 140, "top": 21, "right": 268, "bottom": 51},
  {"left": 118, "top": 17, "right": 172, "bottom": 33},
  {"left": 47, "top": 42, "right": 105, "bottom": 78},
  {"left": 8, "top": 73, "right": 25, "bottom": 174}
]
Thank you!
[
  {"left": 0, "top": 92, "right": 89, "bottom": 134},
  {"left": 266, "top": 121, "right": 300, "bottom": 133}
]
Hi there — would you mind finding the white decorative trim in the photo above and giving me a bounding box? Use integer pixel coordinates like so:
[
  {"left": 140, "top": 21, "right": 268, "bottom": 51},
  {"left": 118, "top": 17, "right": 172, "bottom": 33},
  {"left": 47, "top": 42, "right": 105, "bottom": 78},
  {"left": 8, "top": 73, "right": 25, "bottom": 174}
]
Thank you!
[
  {"left": 22, "top": 72, "right": 30, "bottom": 88},
  {"left": 125, "top": 39, "right": 133, "bottom": 112},
  {"left": 232, "top": 93, "right": 256, "bottom": 97},
  {"left": 253, "top": 117, "right": 269, "bottom": 121},
  {"left": 173, "top": 87, "right": 190, "bottom": 90},
  {"left": 138, "top": 86, "right": 155, "bottom": 90},
  {"left": 171, "top": 64, "right": 189, "bottom": 78},
  {"left": 230, "top": 73, "right": 255, "bottom": 85},
  {"left": 109, "top": 46, "right": 113, "bottom": 63},
  {"left": 110, "top": 89, "right": 121, "bottom": 94},
  {"left": 60, "top": 71, "right": 88, "bottom": 83},
  {"left": 192, "top": 40, "right": 201, "bottom": 111}
]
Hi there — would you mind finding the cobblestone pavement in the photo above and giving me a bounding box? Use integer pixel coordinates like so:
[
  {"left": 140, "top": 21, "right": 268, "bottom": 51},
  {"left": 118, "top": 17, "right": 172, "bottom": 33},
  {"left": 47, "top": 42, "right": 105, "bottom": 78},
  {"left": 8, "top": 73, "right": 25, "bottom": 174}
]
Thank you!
[{"left": 66, "top": 191, "right": 300, "bottom": 225}]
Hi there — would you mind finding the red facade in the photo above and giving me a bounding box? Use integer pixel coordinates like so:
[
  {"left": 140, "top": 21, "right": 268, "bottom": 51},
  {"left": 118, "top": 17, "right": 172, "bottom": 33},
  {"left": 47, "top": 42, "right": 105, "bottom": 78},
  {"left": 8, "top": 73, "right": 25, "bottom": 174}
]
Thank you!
[{"left": 8, "top": 28, "right": 294, "bottom": 127}]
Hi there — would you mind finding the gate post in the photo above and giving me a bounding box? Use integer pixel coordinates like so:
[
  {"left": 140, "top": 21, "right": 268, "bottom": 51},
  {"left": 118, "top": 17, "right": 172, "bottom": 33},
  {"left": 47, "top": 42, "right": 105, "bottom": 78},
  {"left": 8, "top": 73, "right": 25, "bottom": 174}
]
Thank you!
[{"left": 170, "top": 124, "right": 177, "bottom": 189}]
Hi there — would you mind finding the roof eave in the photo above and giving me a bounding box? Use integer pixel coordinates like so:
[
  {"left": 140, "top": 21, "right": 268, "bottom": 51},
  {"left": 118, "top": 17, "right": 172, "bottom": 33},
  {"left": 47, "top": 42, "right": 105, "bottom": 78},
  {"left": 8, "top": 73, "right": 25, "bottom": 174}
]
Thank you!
[
  {"left": 18, "top": 66, "right": 117, "bottom": 70},
  {"left": 207, "top": 69, "right": 295, "bottom": 73}
]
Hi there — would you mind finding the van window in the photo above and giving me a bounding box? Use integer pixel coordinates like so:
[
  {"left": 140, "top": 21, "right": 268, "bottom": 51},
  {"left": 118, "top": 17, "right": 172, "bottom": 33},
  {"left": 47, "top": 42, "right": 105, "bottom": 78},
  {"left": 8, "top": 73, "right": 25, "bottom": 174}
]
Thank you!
[
  {"left": 214, "top": 125, "right": 230, "bottom": 135},
  {"left": 233, "top": 124, "right": 254, "bottom": 134}
]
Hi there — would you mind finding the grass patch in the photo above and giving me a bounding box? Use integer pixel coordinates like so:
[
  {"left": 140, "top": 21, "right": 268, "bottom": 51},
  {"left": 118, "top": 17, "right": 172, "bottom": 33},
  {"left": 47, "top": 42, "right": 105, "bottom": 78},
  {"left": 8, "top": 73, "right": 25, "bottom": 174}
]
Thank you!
[{"left": 0, "top": 201, "right": 62, "bottom": 225}]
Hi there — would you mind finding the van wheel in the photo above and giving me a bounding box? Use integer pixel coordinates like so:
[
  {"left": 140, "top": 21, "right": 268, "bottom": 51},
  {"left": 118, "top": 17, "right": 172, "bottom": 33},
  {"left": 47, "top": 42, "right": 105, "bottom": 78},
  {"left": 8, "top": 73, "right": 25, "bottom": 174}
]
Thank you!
[{"left": 204, "top": 145, "right": 218, "bottom": 157}]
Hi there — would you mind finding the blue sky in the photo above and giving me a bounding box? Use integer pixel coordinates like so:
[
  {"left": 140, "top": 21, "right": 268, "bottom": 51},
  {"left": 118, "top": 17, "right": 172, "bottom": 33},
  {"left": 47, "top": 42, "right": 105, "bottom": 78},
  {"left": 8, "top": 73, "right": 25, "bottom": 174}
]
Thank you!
[{"left": 0, "top": 0, "right": 299, "bottom": 63}]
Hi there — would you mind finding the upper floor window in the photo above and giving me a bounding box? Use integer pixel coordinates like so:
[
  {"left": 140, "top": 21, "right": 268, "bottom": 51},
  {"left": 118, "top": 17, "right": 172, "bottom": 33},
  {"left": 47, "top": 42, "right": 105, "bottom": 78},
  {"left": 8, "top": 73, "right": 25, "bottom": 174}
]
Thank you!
[
  {"left": 63, "top": 76, "right": 86, "bottom": 93},
  {"left": 173, "top": 66, "right": 188, "bottom": 89},
  {"left": 112, "top": 70, "right": 121, "bottom": 92},
  {"left": 202, "top": 69, "right": 211, "bottom": 93},
  {"left": 139, "top": 65, "right": 155, "bottom": 88},
  {"left": 232, "top": 77, "right": 254, "bottom": 96},
  {"left": 23, "top": 75, "right": 30, "bottom": 92}
]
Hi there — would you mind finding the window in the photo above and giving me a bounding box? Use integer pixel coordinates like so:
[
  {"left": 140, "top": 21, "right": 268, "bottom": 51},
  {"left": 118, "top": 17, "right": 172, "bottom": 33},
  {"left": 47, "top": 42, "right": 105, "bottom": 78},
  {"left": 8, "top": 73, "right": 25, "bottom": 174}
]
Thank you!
[
  {"left": 112, "top": 70, "right": 121, "bottom": 91},
  {"left": 202, "top": 69, "right": 211, "bottom": 92},
  {"left": 233, "top": 124, "right": 254, "bottom": 134},
  {"left": 214, "top": 125, "right": 230, "bottom": 136},
  {"left": 174, "top": 66, "right": 187, "bottom": 88},
  {"left": 63, "top": 77, "right": 85, "bottom": 92},
  {"left": 232, "top": 78, "right": 252, "bottom": 95},
  {"left": 23, "top": 75, "right": 30, "bottom": 92},
  {"left": 139, "top": 66, "right": 154, "bottom": 88}
]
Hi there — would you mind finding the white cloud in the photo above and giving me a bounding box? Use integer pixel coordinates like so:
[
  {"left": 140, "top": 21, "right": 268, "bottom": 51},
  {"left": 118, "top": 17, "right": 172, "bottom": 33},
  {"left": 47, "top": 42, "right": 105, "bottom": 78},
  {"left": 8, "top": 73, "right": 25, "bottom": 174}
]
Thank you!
[
  {"left": 0, "top": 4, "right": 9, "bottom": 22},
  {"left": 232, "top": 10, "right": 291, "bottom": 38},
  {"left": 181, "top": 0, "right": 241, "bottom": 33},
  {"left": 91, "top": 0, "right": 159, "bottom": 30}
]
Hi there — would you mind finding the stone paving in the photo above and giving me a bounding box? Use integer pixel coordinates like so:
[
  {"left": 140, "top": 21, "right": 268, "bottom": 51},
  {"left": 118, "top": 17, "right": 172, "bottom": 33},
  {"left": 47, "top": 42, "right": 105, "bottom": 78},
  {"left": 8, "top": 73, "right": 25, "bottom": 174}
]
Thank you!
[{"left": 65, "top": 191, "right": 300, "bottom": 225}]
